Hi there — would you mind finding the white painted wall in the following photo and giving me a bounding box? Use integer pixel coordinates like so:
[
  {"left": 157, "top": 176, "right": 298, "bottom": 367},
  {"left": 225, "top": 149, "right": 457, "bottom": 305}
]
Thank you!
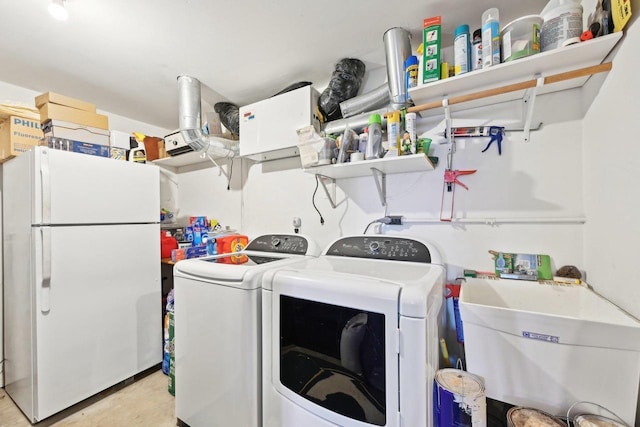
[
  {"left": 583, "top": 2, "right": 640, "bottom": 320},
  {"left": 0, "top": 80, "right": 169, "bottom": 387}
]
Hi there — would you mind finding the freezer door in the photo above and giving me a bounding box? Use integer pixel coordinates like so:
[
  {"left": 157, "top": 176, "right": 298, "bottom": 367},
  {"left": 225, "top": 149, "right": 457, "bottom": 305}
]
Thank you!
[
  {"left": 32, "top": 147, "right": 159, "bottom": 225},
  {"left": 32, "top": 223, "right": 161, "bottom": 421}
]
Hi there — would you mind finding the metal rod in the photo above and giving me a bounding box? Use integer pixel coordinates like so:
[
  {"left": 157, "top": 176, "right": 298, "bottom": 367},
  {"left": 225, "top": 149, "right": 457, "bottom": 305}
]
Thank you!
[
  {"left": 406, "top": 62, "right": 613, "bottom": 114},
  {"left": 402, "top": 216, "right": 586, "bottom": 224}
]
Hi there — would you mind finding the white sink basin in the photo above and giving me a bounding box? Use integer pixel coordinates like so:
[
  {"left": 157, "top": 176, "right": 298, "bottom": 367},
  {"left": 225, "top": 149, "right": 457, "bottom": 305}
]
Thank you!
[{"left": 459, "top": 277, "right": 640, "bottom": 426}]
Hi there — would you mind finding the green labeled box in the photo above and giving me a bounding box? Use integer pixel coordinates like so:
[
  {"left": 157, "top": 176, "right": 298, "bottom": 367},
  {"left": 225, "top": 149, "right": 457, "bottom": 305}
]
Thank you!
[
  {"left": 492, "top": 251, "right": 552, "bottom": 280},
  {"left": 422, "top": 16, "right": 442, "bottom": 84}
]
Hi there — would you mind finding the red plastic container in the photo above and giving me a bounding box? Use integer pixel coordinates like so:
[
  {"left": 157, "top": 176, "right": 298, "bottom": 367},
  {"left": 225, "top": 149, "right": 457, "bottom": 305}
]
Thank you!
[{"left": 161, "top": 231, "right": 178, "bottom": 259}]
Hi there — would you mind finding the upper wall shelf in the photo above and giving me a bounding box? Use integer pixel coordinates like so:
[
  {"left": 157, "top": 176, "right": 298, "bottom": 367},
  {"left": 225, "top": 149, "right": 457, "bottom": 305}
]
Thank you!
[{"left": 408, "top": 32, "right": 623, "bottom": 117}]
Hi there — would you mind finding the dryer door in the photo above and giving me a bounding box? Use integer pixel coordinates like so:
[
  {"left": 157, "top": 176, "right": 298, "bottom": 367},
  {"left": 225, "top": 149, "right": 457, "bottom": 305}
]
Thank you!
[{"left": 271, "top": 269, "right": 401, "bottom": 427}]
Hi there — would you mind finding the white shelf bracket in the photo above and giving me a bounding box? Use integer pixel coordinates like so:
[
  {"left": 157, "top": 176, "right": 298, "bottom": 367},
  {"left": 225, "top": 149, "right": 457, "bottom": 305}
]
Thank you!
[
  {"left": 443, "top": 97, "right": 452, "bottom": 144},
  {"left": 370, "top": 167, "right": 387, "bottom": 207},
  {"left": 522, "top": 75, "right": 544, "bottom": 142},
  {"left": 203, "top": 153, "right": 231, "bottom": 182},
  {"left": 316, "top": 174, "right": 337, "bottom": 209}
]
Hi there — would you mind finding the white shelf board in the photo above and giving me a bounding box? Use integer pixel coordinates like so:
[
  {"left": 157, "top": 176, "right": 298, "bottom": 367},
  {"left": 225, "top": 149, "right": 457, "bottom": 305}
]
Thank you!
[
  {"left": 408, "top": 32, "right": 622, "bottom": 115},
  {"left": 303, "top": 153, "right": 435, "bottom": 180},
  {"left": 153, "top": 150, "right": 209, "bottom": 169}
]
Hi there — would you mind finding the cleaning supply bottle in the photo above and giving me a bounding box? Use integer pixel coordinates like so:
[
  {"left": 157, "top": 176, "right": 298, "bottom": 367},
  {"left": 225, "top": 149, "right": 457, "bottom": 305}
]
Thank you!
[
  {"left": 385, "top": 111, "right": 401, "bottom": 157},
  {"left": 454, "top": 24, "right": 471, "bottom": 75},
  {"left": 405, "top": 55, "right": 419, "bottom": 96},
  {"left": 482, "top": 8, "right": 501, "bottom": 68},
  {"left": 129, "top": 131, "right": 147, "bottom": 163},
  {"left": 365, "top": 114, "right": 383, "bottom": 160}
]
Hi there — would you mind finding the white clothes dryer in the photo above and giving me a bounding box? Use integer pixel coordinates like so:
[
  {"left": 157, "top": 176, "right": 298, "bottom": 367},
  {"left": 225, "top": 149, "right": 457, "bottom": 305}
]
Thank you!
[
  {"left": 173, "top": 234, "right": 319, "bottom": 427},
  {"left": 261, "top": 235, "right": 445, "bottom": 427}
]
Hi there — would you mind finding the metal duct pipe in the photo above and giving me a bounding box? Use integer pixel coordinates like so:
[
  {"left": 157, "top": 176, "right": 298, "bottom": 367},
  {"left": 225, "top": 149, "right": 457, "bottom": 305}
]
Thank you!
[
  {"left": 339, "top": 83, "right": 390, "bottom": 119},
  {"left": 177, "top": 75, "right": 239, "bottom": 158},
  {"left": 323, "top": 107, "right": 389, "bottom": 135},
  {"left": 383, "top": 27, "right": 412, "bottom": 110}
]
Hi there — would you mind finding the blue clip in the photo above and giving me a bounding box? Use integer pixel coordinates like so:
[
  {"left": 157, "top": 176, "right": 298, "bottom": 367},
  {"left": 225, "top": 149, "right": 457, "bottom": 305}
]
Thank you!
[{"left": 481, "top": 126, "right": 504, "bottom": 155}]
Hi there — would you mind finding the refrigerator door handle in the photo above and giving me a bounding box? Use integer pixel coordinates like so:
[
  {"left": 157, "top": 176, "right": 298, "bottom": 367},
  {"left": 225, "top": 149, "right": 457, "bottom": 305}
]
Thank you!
[
  {"left": 41, "top": 227, "right": 52, "bottom": 313},
  {"left": 40, "top": 149, "right": 51, "bottom": 224}
]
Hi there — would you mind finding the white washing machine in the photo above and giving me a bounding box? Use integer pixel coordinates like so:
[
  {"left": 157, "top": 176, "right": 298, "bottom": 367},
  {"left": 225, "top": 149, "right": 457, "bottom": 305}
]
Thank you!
[
  {"left": 173, "top": 234, "right": 319, "bottom": 427},
  {"left": 261, "top": 235, "right": 445, "bottom": 427}
]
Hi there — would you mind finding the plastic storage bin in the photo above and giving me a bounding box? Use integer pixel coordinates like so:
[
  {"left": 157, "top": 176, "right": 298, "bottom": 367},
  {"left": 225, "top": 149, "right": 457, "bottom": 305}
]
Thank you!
[
  {"left": 459, "top": 277, "right": 640, "bottom": 426},
  {"left": 500, "top": 15, "right": 543, "bottom": 62}
]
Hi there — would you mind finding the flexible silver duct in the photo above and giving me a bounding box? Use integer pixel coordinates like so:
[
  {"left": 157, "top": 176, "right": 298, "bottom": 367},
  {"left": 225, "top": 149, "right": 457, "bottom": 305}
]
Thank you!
[
  {"left": 339, "top": 83, "right": 390, "bottom": 119},
  {"left": 327, "top": 27, "right": 411, "bottom": 134},
  {"left": 177, "top": 75, "right": 239, "bottom": 158}
]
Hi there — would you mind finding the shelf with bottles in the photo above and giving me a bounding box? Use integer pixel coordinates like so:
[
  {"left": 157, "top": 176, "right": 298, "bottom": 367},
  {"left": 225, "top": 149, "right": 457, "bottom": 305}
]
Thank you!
[{"left": 408, "top": 32, "right": 623, "bottom": 118}]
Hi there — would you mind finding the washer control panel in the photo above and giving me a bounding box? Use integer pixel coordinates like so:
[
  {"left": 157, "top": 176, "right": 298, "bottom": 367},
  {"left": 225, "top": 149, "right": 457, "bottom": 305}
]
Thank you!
[
  {"left": 325, "top": 236, "right": 432, "bottom": 263},
  {"left": 245, "top": 234, "right": 310, "bottom": 255}
]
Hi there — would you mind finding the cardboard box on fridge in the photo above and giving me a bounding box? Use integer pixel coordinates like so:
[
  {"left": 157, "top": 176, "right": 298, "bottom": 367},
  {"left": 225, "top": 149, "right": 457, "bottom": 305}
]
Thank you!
[
  {"left": 35, "top": 92, "right": 96, "bottom": 113},
  {"left": 42, "top": 119, "right": 110, "bottom": 146},
  {"left": 0, "top": 115, "right": 43, "bottom": 163},
  {"left": 39, "top": 103, "right": 109, "bottom": 130},
  {"left": 42, "top": 136, "right": 110, "bottom": 158}
]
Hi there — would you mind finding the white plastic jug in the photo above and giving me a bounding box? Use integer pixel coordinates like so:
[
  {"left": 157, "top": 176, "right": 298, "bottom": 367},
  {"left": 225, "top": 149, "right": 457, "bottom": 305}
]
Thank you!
[{"left": 540, "top": 0, "right": 583, "bottom": 51}]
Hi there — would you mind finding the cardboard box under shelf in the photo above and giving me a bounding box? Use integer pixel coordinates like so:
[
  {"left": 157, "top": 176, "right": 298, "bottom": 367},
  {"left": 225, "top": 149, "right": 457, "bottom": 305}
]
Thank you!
[
  {"left": 35, "top": 91, "right": 96, "bottom": 113},
  {"left": 39, "top": 103, "right": 109, "bottom": 130},
  {"left": 0, "top": 115, "right": 43, "bottom": 162}
]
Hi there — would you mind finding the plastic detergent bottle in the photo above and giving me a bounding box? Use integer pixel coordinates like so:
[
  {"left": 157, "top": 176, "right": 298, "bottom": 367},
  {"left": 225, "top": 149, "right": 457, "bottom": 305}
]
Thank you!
[
  {"left": 365, "top": 114, "right": 383, "bottom": 160},
  {"left": 482, "top": 8, "right": 500, "bottom": 68}
]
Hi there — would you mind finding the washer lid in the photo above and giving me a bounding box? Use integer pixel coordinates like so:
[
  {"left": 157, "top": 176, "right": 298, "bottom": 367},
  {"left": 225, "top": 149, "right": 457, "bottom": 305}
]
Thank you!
[
  {"left": 174, "top": 251, "right": 308, "bottom": 288},
  {"left": 262, "top": 256, "right": 445, "bottom": 318}
]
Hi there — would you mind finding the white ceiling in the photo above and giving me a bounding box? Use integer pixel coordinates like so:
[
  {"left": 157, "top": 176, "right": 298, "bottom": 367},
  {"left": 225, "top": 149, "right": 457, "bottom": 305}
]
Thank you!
[{"left": 0, "top": 0, "right": 548, "bottom": 130}]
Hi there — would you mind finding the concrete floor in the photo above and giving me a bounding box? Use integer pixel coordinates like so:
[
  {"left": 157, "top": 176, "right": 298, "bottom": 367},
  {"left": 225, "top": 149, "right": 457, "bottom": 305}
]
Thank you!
[{"left": 0, "top": 369, "right": 175, "bottom": 427}]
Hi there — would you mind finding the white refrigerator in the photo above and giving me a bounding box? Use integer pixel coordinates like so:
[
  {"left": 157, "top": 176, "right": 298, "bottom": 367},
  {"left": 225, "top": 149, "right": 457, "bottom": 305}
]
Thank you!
[{"left": 2, "top": 147, "right": 162, "bottom": 422}]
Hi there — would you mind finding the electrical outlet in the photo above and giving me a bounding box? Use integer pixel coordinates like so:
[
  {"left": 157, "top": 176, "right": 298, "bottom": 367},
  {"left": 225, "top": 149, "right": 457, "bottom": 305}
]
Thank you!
[{"left": 388, "top": 215, "right": 403, "bottom": 225}]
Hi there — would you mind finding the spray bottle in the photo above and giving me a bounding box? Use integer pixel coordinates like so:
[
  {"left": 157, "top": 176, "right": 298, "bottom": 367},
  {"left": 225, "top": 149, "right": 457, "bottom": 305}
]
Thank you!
[{"left": 482, "top": 8, "right": 500, "bottom": 68}]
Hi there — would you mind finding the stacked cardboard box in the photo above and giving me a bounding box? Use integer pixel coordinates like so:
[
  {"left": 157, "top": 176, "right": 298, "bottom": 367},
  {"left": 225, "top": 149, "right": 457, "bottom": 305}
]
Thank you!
[
  {"left": 36, "top": 92, "right": 108, "bottom": 129},
  {"left": 36, "top": 92, "right": 122, "bottom": 160},
  {"left": 0, "top": 113, "right": 43, "bottom": 163}
]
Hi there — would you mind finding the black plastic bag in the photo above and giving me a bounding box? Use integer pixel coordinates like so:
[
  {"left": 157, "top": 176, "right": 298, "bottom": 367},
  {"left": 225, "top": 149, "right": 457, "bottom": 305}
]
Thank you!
[
  {"left": 214, "top": 102, "right": 240, "bottom": 136},
  {"left": 318, "top": 58, "right": 366, "bottom": 122}
]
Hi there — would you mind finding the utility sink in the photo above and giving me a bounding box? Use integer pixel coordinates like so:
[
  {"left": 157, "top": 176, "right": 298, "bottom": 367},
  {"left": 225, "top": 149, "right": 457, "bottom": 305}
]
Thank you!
[{"left": 459, "top": 277, "right": 640, "bottom": 426}]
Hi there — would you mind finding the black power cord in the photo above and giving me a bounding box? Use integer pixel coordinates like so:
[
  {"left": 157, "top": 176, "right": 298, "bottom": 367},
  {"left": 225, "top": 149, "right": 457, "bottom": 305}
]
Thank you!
[{"left": 312, "top": 175, "right": 325, "bottom": 225}]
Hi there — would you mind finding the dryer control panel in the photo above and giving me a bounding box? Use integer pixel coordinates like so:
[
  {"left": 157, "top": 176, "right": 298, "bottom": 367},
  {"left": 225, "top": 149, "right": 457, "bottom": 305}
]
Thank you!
[
  {"left": 325, "top": 236, "right": 432, "bottom": 263},
  {"left": 245, "top": 234, "right": 310, "bottom": 255}
]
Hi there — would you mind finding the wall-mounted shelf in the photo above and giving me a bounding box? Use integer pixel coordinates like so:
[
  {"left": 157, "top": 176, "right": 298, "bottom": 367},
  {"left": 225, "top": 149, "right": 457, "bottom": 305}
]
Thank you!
[
  {"left": 153, "top": 149, "right": 233, "bottom": 185},
  {"left": 303, "top": 154, "right": 436, "bottom": 207},
  {"left": 408, "top": 32, "right": 623, "bottom": 118},
  {"left": 153, "top": 150, "right": 209, "bottom": 170},
  {"left": 304, "top": 153, "right": 435, "bottom": 179}
]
